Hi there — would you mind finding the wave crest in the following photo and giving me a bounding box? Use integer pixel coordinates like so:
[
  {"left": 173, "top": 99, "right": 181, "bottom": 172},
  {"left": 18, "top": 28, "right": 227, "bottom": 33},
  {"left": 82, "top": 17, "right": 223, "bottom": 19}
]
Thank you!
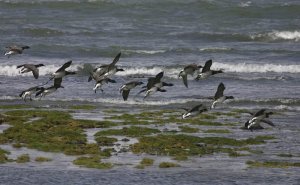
[
  {"left": 1, "top": 62, "right": 299, "bottom": 78},
  {"left": 251, "top": 31, "right": 300, "bottom": 42}
]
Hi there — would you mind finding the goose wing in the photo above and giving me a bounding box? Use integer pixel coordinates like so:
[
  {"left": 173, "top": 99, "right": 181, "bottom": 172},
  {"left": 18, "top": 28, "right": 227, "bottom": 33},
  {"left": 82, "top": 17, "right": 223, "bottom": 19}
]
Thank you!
[
  {"left": 56, "top": 60, "right": 72, "bottom": 72},
  {"left": 202, "top": 59, "right": 212, "bottom": 73},
  {"left": 109, "top": 52, "right": 121, "bottom": 69},
  {"left": 253, "top": 109, "right": 266, "bottom": 117},
  {"left": 261, "top": 119, "right": 275, "bottom": 127},
  {"left": 214, "top": 82, "right": 225, "bottom": 99},
  {"left": 122, "top": 90, "right": 130, "bottom": 101},
  {"left": 181, "top": 74, "right": 188, "bottom": 88}
]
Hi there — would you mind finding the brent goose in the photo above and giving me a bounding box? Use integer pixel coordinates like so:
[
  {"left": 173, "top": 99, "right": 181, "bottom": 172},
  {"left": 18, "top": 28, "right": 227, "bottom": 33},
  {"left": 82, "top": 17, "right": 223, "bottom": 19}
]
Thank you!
[
  {"left": 178, "top": 64, "right": 202, "bottom": 88},
  {"left": 195, "top": 59, "right": 223, "bottom": 80},
  {"left": 88, "top": 52, "right": 124, "bottom": 82},
  {"left": 211, "top": 83, "right": 234, "bottom": 109},
  {"left": 182, "top": 104, "right": 208, "bottom": 119},
  {"left": 19, "top": 86, "right": 43, "bottom": 102},
  {"left": 93, "top": 78, "right": 116, "bottom": 93},
  {"left": 17, "top": 64, "right": 45, "bottom": 79},
  {"left": 138, "top": 71, "right": 173, "bottom": 99},
  {"left": 5, "top": 45, "right": 30, "bottom": 58},
  {"left": 35, "top": 78, "right": 64, "bottom": 100},
  {"left": 119, "top": 81, "right": 144, "bottom": 101},
  {"left": 50, "top": 60, "right": 76, "bottom": 79},
  {"left": 244, "top": 109, "right": 275, "bottom": 131}
]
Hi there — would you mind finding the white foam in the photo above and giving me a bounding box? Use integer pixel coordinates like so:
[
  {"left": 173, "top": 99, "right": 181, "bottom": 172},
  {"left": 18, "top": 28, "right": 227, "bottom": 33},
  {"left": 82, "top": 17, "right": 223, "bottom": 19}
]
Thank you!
[
  {"left": 123, "top": 49, "right": 166, "bottom": 55},
  {"left": 0, "top": 64, "right": 81, "bottom": 77},
  {"left": 199, "top": 47, "right": 233, "bottom": 52},
  {"left": 269, "top": 31, "right": 300, "bottom": 41},
  {"left": 252, "top": 31, "right": 300, "bottom": 41},
  {"left": 239, "top": 1, "right": 251, "bottom": 7},
  {"left": 0, "top": 62, "right": 299, "bottom": 78},
  {"left": 213, "top": 62, "right": 300, "bottom": 73}
]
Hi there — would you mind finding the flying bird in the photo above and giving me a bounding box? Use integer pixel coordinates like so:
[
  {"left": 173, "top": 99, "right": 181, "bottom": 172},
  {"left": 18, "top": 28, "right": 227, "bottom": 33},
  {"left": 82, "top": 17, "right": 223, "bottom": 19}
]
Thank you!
[
  {"left": 119, "top": 81, "right": 144, "bottom": 101},
  {"left": 36, "top": 78, "right": 64, "bottom": 100},
  {"left": 182, "top": 104, "right": 208, "bottom": 119},
  {"left": 138, "top": 71, "right": 173, "bottom": 99},
  {"left": 93, "top": 78, "right": 116, "bottom": 93},
  {"left": 50, "top": 60, "right": 76, "bottom": 80},
  {"left": 5, "top": 45, "right": 30, "bottom": 58},
  {"left": 244, "top": 109, "right": 275, "bottom": 131},
  {"left": 19, "top": 86, "right": 44, "bottom": 102},
  {"left": 88, "top": 52, "right": 124, "bottom": 82},
  {"left": 211, "top": 83, "right": 234, "bottom": 109},
  {"left": 195, "top": 59, "right": 223, "bottom": 80},
  {"left": 178, "top": 64, "right": 202, "bottom": 88},
  {"left": 17, "top": 64, "right": 45, "bottom": 79}
]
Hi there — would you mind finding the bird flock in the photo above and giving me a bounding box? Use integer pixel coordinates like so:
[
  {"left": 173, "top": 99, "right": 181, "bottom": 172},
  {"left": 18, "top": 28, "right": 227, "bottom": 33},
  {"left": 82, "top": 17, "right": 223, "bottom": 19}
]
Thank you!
[{"left": 5, "top": 45, "right": 275, "bottom": 131}]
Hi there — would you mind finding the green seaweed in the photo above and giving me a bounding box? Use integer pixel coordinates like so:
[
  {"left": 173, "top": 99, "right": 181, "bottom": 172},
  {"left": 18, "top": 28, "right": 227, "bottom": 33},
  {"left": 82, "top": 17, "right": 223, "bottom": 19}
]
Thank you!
[
  {"left": 16, "top": 154, "right": 30, "bottom": 163},
  {"left": 35, "top": 157, "right": 52, "bottom": 162},
  {"left": 0, "top": 148, "right": 10, "bottom": 163},
  {"left": 73, "top": 156, "right": 113, "bottom": 169},
  {"left": 0, "top": 110, "right": 105, "bottom": 156},
  {"left": 95, "top": 137, "right": 118, "bottom": 146},
  {"left": 173, "top": 155, "right": 188, "bottom": 161},
  {"left": 204, "top": 129, "right": 231, "bottom": 134},
  {"left": 95, "top": 126, "right": 160, "bottom": 137},
  {"left": 131, "top": 134, "right": 275, "bottom": 157},
  {"left": 140, "top": 158, "right": 154, "bottom": 166},
  {"left": 136, "top": 158, "right": 154, "bottom": 169},
  {"left": 179, "top": 126, "right": 199, "bottom": 133},
  {"left": 159, "top": 162, "right": 180, "bottom": 168}
]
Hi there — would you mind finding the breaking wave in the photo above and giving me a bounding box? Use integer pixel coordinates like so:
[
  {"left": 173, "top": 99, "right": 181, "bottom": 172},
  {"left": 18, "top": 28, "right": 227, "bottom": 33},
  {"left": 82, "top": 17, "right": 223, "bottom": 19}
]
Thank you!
[
  {"left": 251, "top": 31, "right": 300, "bottom": 42},
  {"left": 0, "top": 62, "right": 299, "bottom": 78},
  {"left": 0, "top": 64, "right": 80, "bottom": 77}
]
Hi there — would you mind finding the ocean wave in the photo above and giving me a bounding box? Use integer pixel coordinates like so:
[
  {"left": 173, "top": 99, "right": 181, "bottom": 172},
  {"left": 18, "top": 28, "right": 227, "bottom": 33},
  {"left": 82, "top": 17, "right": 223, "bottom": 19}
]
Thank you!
[
  {"left": 230, "top": 98, "right": 300, "bottom": 106},
  {"left": 23, "top": 27, "right": 66, "bottom": 37},
  {"left": 251, "top": 31, "right": 300, "bottom": 42},
  {"left": 1, "top": 62, "right": 300, "bottom": 78},
  {"left": 213, "top": 62, "right": 300, "bottom": 73},
  {"left": 0, "top": 95, "right": 197, "bottom": 106},
  {"left": 122, "top": 49, "right": 166, "bottom": 55},
  {"left": 199, "top": 47, "right": 234, "bottom": 52},
  {"left": 0, "top": 64, "right": 80, "bottom": 77}
]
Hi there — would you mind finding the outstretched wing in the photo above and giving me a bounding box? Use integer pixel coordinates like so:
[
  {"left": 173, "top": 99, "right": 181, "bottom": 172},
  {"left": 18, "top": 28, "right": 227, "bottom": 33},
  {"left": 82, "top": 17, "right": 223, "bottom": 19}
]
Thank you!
[
  {"left": 202, "top": 59, "right": 212, "bottom": 73},
  {"left": 16, "top": 64, "right": 25, "bottom": 69},
  {"left": 146, "top": 77, "right": 156, "bottom": 90},
  {"left": 56, "top": 60, "right": 72, "bottom": 72},
  {"left": 155, "top": 71, "right": 164, "bottom": 81},
  {"left": 122, "top": 90, "right": 130, "bottom": 101},
  {"left": 261, "top": 119, "right": 275, "bottom": 127},
  {"left": 54, "top": 78, "right": 62, "bottom": 87},
  {"left": 253, "top": 109, "right": 266, "bottom": 117},
  {"left": 23, "top": 64, "right": 39, "bottom": 79},
  {"left": 214, "top": 82, "right": 225, "bottom": 99},
  {"left": 109, "top": 52, "right": 121, "bottom": 68},
  {"left": 32, "top": 69, "right": 39, "bottom": 79},
  {"left": 181, "top": 74, "right": 188, "bottom": 88},
  {"left": 190, "top": 104, "right": 203, "bottom": 112}
]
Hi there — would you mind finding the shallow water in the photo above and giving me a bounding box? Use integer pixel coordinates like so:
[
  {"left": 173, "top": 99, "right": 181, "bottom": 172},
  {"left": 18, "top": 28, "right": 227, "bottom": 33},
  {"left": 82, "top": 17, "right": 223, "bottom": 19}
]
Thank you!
[{"left": 0, "top": 0, "right": 300, "bottom": 184}]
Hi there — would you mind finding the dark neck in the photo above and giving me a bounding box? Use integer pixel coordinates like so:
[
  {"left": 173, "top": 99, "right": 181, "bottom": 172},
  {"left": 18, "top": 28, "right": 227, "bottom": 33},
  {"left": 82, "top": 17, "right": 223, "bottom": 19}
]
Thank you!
[
  {"left": 226, "top": 96, "right": 234, "bottom": 100},
  {"left": 212, "top": 70, "right": 223, "bottom": 75},
  {"left": 66, "top": 71, "right": 76, "bottom": 75},
  {"left": 162, "top": 82, "right": 173, "bottom": 86}
]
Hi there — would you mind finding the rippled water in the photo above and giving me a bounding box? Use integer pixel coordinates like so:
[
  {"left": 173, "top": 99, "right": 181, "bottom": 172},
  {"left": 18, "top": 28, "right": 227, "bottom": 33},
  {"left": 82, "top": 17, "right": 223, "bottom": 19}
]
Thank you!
[{"left": 0, "top": 0, "right": 300, "bottom": 184}]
